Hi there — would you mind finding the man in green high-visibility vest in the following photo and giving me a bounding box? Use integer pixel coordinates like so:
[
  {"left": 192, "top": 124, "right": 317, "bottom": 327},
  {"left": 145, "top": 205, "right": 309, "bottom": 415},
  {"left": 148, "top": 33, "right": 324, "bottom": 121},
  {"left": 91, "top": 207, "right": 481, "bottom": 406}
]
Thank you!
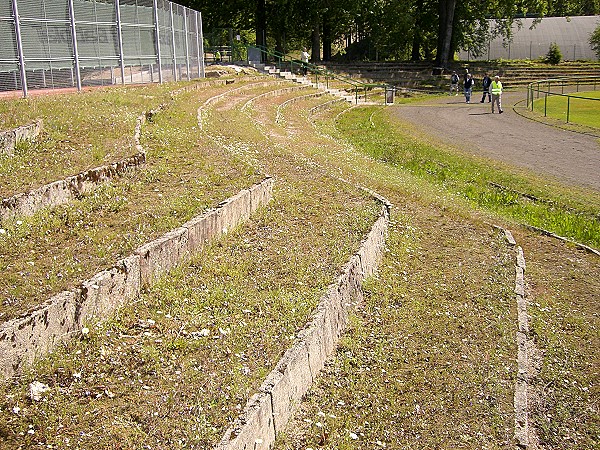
[{"left": 491, "top": 75, "right": 503, "bottom": 114}]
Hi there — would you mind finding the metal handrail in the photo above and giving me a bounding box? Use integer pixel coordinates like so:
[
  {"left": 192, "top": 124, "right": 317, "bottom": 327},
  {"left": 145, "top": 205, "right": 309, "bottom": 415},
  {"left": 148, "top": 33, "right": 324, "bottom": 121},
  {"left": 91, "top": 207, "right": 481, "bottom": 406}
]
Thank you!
[
  {"left": 527, "top": 76, "right": 600, "bottom": 124},
  {"left": 247, "top": 45, "right": 390, "bottom": 104}
]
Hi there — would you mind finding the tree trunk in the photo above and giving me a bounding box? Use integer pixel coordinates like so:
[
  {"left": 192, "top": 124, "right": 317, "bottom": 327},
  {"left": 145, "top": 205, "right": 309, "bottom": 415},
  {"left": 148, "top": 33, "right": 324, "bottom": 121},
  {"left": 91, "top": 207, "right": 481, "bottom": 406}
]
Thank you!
[
  {"left": 435, "top": 0, "right": 456, "bottom": 67},
  {"left": 322, "top": 16, "right": 332, "bottom": 61},
  {"left": 255, "top": 0, "right": 267, "bottom": 56},
  {"left": 311, "top": 15, "right": 321, "bottom": 62},
  {"left": 410, "top": 13, "right": 423, "bottom": 61}
]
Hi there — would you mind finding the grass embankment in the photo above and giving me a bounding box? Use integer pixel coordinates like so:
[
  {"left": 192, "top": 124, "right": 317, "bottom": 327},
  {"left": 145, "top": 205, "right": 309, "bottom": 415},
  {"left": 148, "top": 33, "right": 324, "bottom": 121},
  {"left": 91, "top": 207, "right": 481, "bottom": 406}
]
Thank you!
[
  {"left": 0, "top": 80, "right": 597, "bottom": 449},
  {"left": 276, "top": 103, "right": 599, "bottom": 449},
  {"left": 0, "top": 79, "right": 381, "bottom": 448},
  {"left": 338, "top": 106, "right": 600, "bottom": 249},
  {"left": 0, "top": 80, "right": 261, "bottom": 322},
  {"left": 531, "top": 90, "right": 600, "bottom": 129}
]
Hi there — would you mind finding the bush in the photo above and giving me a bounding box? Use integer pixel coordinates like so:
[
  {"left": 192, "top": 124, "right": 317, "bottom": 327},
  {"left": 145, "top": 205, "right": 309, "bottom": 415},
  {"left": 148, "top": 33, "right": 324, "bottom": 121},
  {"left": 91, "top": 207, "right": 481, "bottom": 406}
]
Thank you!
[
  {"left": 545, "top": 42, "right": 562, "bottom": 64},
  {"left": 590, "top": 24, "right": 600, "bottom": 60}
]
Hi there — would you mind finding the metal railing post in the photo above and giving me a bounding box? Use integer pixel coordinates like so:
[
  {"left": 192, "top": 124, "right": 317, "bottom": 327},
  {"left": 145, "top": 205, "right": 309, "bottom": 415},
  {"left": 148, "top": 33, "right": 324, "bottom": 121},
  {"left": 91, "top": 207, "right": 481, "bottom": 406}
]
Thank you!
[
  {"left": 567, "top": 97, "right": 570, "bottom": 123},
  {"left": 183, "top": 7, "right": 190, "bottom": 81},
  {"left": 11, "top": 0, "right": 27, "bottom": 98},
  {"left": 68, "top": 0, "right": 82, "bottom": 91},
  {"left": 115, "top": 0, "right": 126, "bottom": 85},
  {"left": 197, "top": 11, "right": 204, "bottom": 78},
  {"left": 153, "top": 0, "right": 163, "bottom": 83},
  {"left": 170, "top": 2, "right": 177, "bottom": 81},
  {"left": 544, "top": 92, "right": 548, "bottom": 117}
]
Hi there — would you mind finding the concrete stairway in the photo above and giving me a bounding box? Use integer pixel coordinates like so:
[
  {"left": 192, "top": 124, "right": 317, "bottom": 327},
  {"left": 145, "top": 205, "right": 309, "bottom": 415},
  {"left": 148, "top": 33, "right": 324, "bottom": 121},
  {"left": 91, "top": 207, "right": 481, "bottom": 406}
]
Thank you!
[{"left": 248, "top": 61, "right": 366, "bottom": 104}]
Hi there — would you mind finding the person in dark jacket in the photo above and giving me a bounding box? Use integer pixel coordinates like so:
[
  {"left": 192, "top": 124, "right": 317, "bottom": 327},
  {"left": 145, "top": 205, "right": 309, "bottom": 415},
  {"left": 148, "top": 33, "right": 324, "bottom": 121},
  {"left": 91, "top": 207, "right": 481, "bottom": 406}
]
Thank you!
[
  {"left": 480, "top": 74, "right": 492, "bottom": 103},
  {"left": 464, "top": 73, "right": 474, "bottom": 103},
  {"left": 450, "top": 71, "right": 460, "bottom": 95}
]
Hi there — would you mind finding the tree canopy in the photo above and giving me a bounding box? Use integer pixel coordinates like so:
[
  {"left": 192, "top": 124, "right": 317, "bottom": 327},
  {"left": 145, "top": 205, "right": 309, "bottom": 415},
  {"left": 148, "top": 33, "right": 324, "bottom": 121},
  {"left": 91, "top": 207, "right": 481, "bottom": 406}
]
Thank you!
[{"left": 182, "top": 0, "right": 600, "bottom": 64}]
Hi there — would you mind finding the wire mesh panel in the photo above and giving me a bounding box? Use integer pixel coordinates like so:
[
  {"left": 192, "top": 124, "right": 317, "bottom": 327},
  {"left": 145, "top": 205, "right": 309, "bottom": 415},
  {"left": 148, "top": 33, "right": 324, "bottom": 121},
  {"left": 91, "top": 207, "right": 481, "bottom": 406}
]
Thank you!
[
  {"left": 172, "top": 3, "right": 188, "bottom": 81},
  {"left": 1, "top": 0, "right": 204, "bottom": 96},
  {"left": 0, "top": 13, "right": 20, "bottom": 92},
  {"left": 460, "top": 16, "right": 600, "bottom": 61},
  {"left": 187, "top": 9, "right": 200, "bottom": 78},
  {"left": 155, "top": 0, "right": 174, "bottom": 82}
]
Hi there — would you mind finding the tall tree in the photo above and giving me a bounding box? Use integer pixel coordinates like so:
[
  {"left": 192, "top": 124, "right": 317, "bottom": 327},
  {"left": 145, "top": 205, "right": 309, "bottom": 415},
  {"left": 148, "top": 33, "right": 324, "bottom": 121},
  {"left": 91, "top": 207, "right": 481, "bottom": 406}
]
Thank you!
[
  {"left": 256, "top": 0, "right": 267, "bottom": 48},
  {"left": 435, "top": 0, "right": 457, "bottom": 66}
]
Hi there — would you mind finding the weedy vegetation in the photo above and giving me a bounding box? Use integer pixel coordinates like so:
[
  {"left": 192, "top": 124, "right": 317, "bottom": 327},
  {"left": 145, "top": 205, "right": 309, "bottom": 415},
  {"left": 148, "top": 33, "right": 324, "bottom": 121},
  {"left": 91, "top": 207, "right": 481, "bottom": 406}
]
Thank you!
[{"left": 0, "top": 75, "right": 598, "bottom": 449}]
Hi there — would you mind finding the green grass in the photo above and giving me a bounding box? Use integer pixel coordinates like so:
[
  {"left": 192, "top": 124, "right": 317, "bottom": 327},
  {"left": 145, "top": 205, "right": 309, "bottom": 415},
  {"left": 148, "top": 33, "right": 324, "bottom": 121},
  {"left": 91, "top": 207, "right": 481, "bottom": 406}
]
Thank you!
[
  {"left": 0, "top": 79, "right": 598, "bottom": 450},
  {"left": 0, "top": 81, "right": 261, "bottom": 322},
  {"left": 334, "top": 105, "right": 600, "bottom": 249},
  {"left": 531, "top": 91, "right": 600, "bottom": 129}
]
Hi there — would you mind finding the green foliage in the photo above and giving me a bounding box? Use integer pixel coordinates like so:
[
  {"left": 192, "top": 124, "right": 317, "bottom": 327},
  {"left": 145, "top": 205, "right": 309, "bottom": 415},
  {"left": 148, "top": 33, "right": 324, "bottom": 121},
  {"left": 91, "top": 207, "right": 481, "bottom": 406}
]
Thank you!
[
  {"left": 546, "top": 42, "right": 562, "bottom": 64},
  {"left": 590, "top": 23, "right": 600, "bottom": 59}
]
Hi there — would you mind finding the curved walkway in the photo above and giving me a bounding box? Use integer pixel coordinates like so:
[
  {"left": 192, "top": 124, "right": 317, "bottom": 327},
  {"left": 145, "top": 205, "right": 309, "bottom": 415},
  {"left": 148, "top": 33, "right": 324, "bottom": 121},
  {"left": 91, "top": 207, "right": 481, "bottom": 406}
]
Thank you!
[{"left": 391, "top": 90, "right": 600, "bottom": 192}]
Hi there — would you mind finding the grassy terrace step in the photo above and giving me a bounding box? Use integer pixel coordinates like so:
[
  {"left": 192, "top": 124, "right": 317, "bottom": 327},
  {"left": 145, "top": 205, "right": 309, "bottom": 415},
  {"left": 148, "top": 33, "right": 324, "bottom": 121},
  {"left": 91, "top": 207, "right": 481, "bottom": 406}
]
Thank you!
[
  {"left": 0, "top": 87, "right": 166, "bottom": 199},
  {"left": 0, "top": 71, "right": 598, "bottom": 449},
  {"left": 0, "top": 78, "right": 290, "bottom": 323},
  {"left": 274, "top": 101, "right": 599, "bottom": 449},
  {"left": 0, "top": 77, "right": 382, "bottom": 448},
  {"left": 278, "top": 204, "right": 518, "bottom": 448}
]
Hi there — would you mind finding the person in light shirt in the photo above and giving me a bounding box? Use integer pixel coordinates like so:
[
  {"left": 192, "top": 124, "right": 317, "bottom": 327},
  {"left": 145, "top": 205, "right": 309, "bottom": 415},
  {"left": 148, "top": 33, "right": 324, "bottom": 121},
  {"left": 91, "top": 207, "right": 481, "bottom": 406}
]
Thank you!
[{"left": 491, "top": 75, "right": 503, "bottom": 114}]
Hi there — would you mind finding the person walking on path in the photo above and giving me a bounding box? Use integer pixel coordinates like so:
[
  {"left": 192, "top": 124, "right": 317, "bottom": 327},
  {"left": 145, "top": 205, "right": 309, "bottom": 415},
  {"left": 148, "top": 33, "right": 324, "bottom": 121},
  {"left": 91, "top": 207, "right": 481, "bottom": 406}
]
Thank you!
[
  {"left": 301, "top": 47, "right": 309, "bottom": 75},
  {"left": 480, "top": 74, "right": 492, "bottom": 103},
  {"left": 450, "top": 71, "right": 460, "bottom": 95},
  {"left": 491, "top": 75, "right": 503, "bottom": 113},
  {"left": 464, "top": 73, "right": 474, "bottom": 103}
]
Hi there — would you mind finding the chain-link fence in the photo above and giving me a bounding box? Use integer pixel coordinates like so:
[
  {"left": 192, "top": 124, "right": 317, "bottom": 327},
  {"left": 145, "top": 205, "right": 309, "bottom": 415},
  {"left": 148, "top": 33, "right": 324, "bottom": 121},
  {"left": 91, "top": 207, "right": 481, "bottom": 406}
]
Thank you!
[
  {"left": 1, "top": 0, "right": 205, "bottom": 97},
  {"left": 459, "top": 16, "right": 599, "bottom": 61}
]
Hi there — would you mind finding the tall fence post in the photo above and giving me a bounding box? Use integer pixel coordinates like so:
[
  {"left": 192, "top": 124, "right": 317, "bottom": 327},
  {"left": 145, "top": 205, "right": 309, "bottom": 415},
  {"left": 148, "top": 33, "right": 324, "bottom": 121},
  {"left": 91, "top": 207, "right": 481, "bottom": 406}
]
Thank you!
[
  {"left": 170, "top": 2, "right": 177, "bottom": 81},
  {"left": 183, "top": 7, "right": 190, "bottom": 81},
  {"left": 11, "top": 0, "right": 27, "bottom": 98},
  {"left": 68, "top": 0, "right": 82, "bottom": 92},
  {"left": 196, "top": 11, "right": 204, "bottom": 78},
  {"left": 153, "top": 0, "right": 163, "bottom": 84},
  {"left": 115, "top": 0, "right": 126, "bottom": 85}
]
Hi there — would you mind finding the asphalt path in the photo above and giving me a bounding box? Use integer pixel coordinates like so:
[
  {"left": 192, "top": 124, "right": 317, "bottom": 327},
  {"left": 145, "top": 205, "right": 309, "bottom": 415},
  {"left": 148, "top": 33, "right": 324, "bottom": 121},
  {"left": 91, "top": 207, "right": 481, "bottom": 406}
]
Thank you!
[{"left": 391, "top": 90, "right": 600, "bottom": 192}]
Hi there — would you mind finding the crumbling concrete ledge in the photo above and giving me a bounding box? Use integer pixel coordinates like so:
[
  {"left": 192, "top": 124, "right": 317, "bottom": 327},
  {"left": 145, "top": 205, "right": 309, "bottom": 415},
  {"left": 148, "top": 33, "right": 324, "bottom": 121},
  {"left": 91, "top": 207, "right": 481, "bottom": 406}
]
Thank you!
[
  {"left": 0, "top": 119, "right": 43, "bottom": 156},
  {"left": 495, "top": 226, "right": 539, "bottom": 449},
  {"left": 0, "top": 113, "right": 149, "bottom": 223},
  {"left": 275, "top": 92, "right": 326, "bottom": 124},
  {"left": 215, "top": 193, "right": 391, "bottom": 450},
  {"left": 0, "top": 177, "right": 274, "bottom": 379}
]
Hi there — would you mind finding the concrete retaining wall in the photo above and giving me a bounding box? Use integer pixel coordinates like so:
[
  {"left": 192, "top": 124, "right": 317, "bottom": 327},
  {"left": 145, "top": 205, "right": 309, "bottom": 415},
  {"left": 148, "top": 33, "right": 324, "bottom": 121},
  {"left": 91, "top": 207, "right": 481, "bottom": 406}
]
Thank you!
[
  {"left": 0, "top": 150, "right": 146, "bottom": 223},
  {"left": 198, "top": 80, "right": 289, "bottom": 129},
  {"left": 275, "top": 92, "right": 326, "bottom": 124},
  {"left": 0, "top": 177, "right": 274, "bottom": 379},
  {"left": 0, "top": 119, "right": 43, "bottom": 156},
  {"left": 215, "top": 196, "right": 391, "bottom": 450}
]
